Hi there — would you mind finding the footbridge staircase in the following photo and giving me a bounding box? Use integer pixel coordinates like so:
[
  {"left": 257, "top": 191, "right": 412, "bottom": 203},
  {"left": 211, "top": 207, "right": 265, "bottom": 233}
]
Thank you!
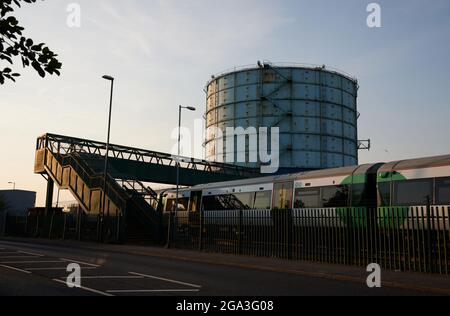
[{"left": 34, "top": 133, "right": 257, "bottom": 244}]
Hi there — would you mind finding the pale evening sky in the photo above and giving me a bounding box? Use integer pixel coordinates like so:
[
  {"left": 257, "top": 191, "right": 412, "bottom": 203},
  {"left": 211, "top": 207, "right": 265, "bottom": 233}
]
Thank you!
[{"left": 1, "top": 0, "right": 449, "bottom": 206}]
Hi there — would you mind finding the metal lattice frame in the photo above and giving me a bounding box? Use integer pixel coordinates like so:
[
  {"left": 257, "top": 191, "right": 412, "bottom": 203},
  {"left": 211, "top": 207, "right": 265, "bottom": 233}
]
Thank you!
[{"left": 36, "top": 133, "right": 259, "bottom": 177}]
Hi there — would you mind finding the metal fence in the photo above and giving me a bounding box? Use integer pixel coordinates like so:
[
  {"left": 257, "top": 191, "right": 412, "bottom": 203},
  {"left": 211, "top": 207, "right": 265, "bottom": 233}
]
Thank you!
[
  {"left": 1, "top": 210, "right": 123, "bottom": 244},
  {"left": 3, "top": 206, "right": 449, "bottom": 275},
  {"left": 170, "top": 207, "right": 450, "bottom": 275}
]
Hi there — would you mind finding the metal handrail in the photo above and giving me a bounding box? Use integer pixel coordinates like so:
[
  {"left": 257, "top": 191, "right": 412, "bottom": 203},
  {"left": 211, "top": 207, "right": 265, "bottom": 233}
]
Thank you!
[
  {"left": 69, "top": 154, "right": 160, "bottom": 224},
  {"left": 53, "top": 152, "right": 128, "bottom": 211},
  {"left": 122, "top": 180, "right": 159, "bottom": 202},
  {"left": 206, "top": 61, "right": 358, "bottom": 87},
  {"left": 124, "top": 187, "right": 161, "bottom": 225}
]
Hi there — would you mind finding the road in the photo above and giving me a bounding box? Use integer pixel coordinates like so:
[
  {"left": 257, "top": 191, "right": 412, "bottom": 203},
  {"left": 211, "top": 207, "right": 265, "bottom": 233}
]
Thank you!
[{"left": 0, "top": 239, "right": 434, "bottom": 296}]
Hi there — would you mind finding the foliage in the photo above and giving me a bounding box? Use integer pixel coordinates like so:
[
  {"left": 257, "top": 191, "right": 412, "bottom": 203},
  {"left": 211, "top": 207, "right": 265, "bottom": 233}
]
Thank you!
[{"left": 0, "top": 0, "right": 62, "bottom": 84}]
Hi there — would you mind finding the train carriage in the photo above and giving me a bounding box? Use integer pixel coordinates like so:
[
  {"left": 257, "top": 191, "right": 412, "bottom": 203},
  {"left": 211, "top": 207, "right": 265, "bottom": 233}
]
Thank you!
[
  {"left": 160, "top": 164, "right": 380, "bottom": 229},
  {"left": 377, "top": 155, "right": 450, "bottom": 231},
  {"left": 159, "top": 154, "right": 450, "bottom": 233},
  {"left": 157, "top": 154, "right": 449, "bottom": 267},
  {"left": 292, "top": 163, "right": 381, "bottom": 228}
]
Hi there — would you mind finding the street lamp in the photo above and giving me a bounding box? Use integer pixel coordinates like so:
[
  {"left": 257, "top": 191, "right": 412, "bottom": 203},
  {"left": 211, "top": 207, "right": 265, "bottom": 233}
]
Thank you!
[
  {"left": 176, "top": 105, "right": 196, "bottom": 215},
  {"left": 101, "top": 74, "right": 114, "bottom": 242},
  {"left": 167, "top": 105, "right": 196, "bottom": 248},
  {"left": 8, "top": 182, "right": 15, "bottom": 190}
]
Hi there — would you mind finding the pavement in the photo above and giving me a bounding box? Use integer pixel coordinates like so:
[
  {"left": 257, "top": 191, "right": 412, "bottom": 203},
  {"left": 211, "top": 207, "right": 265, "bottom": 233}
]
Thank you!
[{"left": 0, "top": 237, "right": 449, "bottom": 296}]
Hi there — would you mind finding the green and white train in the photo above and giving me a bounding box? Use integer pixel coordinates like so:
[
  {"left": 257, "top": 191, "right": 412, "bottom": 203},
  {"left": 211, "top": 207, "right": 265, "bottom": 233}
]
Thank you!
[{"left": 160, "top": 154, "right": 450, "bottom": 230}]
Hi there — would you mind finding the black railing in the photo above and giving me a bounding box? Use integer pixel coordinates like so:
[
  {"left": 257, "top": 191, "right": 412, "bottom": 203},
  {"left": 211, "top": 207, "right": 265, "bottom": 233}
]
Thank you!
[
  {"left": 169, "top": 207, "right": 450, "bottom": 274},
  {"left": 4, "top": 206, "right": 449, "bottom": 275},
  {"left": 59, "top": 152, "right": 128, "bottom": 213},
  {"left": 2, "top": 210, "right": 121, "bottom": 243}
]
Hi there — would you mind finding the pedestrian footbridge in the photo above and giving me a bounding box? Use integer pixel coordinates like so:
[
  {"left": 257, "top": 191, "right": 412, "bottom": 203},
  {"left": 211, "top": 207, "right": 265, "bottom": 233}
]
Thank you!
[{"left": 34, "top": 133, "right": 257, "bottom": 243}]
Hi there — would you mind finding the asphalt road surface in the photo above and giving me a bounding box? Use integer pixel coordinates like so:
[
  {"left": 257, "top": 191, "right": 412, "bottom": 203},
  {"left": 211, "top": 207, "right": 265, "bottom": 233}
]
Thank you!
[{"left": 0, "top": 239, "right": 433, "bottom": 296}]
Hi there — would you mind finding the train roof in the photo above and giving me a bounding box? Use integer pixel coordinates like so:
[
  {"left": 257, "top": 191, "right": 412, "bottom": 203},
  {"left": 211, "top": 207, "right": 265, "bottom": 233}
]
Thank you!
[
  {"left": 161, "top": 155, "right": 450, "bottom": 195},
  {"left": 182, "top": 163, "right": 380, "bottom": 192},
  {"left": 378, "top": 154, "right": 450, "bottom": 173},
  {"left": 297, "top": 164, "right": 379, "bottom": 180},
  {"left": 188, "top": 174, "right": 296, "bottom": 191}
]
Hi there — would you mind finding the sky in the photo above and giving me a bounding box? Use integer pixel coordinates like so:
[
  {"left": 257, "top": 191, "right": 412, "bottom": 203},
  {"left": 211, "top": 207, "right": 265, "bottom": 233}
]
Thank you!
[{"left": 1, "top": 0, "right": 450, "bottom": 206}]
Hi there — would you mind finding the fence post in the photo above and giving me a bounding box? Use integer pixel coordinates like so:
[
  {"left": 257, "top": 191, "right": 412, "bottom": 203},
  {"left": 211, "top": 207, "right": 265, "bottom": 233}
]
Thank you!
[
  {"left": 116, "top": 212, "right": 121, "bottom": 243},
  {"left": 288, "top": 209, "right": 293, "bottom": 260},
  {"left": 48, "top": 212, "right": 55, "bottom": 239},
  {"left": 198, "top": 209, "right": 203, "bottom": 252},
  {"left": 77, "top": 207, "right": 81, "bottom": 241},
  {"left": 35, "top": 211, "right": 40, "bottom": 238},
  {"left": 446, "top": 207, "right": 450, "bottom": 275},
  {"left": 96, "top": 214, "right": 101, "bottom": 242},
  {"left": 238, "top": 209, "right": 243, "bottom": 255},
  {"left": 1, "top": 211, "right": 6, "bottom": 237},
  {"left": 426, "top": 198, "right": 432, "bottom": 273},
  {"left": 62, "top": 212, "right": 67, "bottom": 240},
  {"left": 345, "top": 209, "right": 351, "bottom": 265}
]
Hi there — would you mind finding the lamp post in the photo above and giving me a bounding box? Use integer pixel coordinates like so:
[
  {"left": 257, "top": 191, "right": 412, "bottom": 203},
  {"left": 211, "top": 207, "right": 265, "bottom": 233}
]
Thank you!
[
  {"left": 100, "top": 75, "right": 114, "bottom": 242},
  {"left": 8, "top": 182, "right": 15, "bottom": 190},
  {"left": 166, "top": 105, "right": 196, "bottom": 248}
]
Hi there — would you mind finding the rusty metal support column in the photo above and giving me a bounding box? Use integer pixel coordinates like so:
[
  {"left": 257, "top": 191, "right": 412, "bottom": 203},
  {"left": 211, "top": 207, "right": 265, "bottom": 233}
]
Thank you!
[{"left": 42, "top": 177, "right": 54, "bottom": 238}]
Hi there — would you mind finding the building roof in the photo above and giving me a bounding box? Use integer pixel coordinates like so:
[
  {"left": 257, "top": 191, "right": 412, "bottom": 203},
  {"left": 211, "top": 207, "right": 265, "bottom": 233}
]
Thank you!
[{"left": 0, "top": 190, "right": 36, "bottom": 194}]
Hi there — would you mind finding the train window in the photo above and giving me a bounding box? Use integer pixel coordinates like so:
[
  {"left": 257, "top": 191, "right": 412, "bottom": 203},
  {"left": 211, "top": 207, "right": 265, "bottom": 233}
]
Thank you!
[
  {"left": 253, "top": 191, "right": 272, "bottom": 209},
  {"left": 294, "top": 188, "right": 321, "bottom": 208},
  {"left": 165, "top": 198, "right": 189, "bottom": 212},
  {"left": 202, "top": 196, "right": 226, "bottom": 211},
  {"left": 436, "top": 178, "right": 450, "bottom": 205},
  {"left": 378, "top": 182, "right": 391, "bottom": 207},
  {"left": 394, "top": 179, "right": 433, "bottom": 206},
  {"left": 217, "top": 195, "right": 240, "bottom": 210},
  {"left": 273, "top": 182, "right": 294, "bottom": 209},
  {"left": 188, "top": 191, "right": 202, "bottom": 213},
  {"left": 322, "top": 186, "right": 349, "bottom": 207},
  {"left": 234, "top": 193, "right": 253, "bottom": 209},
  {"left": 202, "top": 194, "right": 253, "bottom": 211},
  {"left": 165, "top": 199, "right": 174, "bottom": 212}
]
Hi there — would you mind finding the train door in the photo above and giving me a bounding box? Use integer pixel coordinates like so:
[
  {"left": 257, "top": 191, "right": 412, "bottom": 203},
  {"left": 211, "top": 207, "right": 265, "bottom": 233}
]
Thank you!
[
  {"left": 272, "top": 182, "right": 294, "bottom": 209},
  {"left": 188, "top": 191, "right": 202, "bottom": 213}
]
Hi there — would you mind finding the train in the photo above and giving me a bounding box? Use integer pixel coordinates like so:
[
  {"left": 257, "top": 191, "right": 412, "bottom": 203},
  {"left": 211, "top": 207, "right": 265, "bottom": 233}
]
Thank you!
[{"left": 158, "top": 154, "right": 450, "bottom": 230}]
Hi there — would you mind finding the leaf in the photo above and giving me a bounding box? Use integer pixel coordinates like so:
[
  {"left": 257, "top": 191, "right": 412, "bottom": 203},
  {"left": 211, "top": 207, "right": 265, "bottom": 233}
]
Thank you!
[
  {"left": 21, "top": 56, "right": 29, "bottom": 67},
  {"left": 0, "top": 0, "right": 62, "bottom": 84},
  {"left": 31, "top": 43, "right": 43, "bottom": 51},
  {"left": 31, "top": 60, "right": 45, "bottom": 77},
  {"left": 6, "top": 16, "right": 18, "bottom": 26},
  {"left": 0, "top": 54, "right": 13, "bottom": 64}
]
